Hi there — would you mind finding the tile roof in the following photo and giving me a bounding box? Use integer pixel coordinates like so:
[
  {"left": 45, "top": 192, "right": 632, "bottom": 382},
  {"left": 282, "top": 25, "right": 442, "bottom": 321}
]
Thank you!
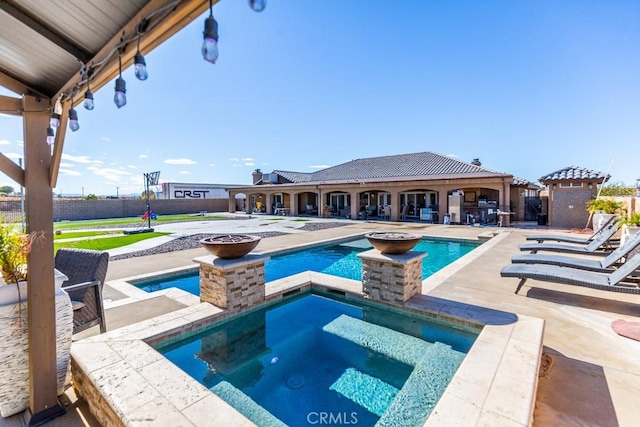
[
  {"left": 511, "top": 177, "right": 542, "bottom": 188},
  {"left": 272, "top": 171, "right": 313, "bottom": 183},
  {"left": 539, "top": 166, "right": 608, "bottom": 182},
  {"left": 270, "top": 151, "right": 509, "bottom": 184}
]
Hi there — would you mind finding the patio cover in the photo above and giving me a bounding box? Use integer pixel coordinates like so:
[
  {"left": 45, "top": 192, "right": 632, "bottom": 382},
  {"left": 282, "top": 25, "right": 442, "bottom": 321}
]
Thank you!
[{"left": 0, "top": 0, "right": 217, "bottom": 423}]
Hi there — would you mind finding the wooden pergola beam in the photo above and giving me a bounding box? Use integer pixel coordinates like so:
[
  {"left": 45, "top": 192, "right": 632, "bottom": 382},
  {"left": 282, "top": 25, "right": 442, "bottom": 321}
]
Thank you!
[
  {"left": 54, "top": 0, "right": 216, "bottom": 107},
  {"left": 22, "top": 94, "right": 61, "bottom": 422},
  {"left": 0, "top": 69, "right": 46, "bottom": 98},
  {"left": 0, "top": 152, "right": 24, "bottom": 186},
  {"left": 49, "top": 103, "right": 69, "bottom": 188},
  {"left": 0, "top": 93, "right": 22, "bottom": 116}
]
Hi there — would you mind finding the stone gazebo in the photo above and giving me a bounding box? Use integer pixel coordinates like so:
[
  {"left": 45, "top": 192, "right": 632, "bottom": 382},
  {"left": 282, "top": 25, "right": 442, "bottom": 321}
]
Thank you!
[{"left": 539, "top": 166, "right": 608, "bottom": 229}]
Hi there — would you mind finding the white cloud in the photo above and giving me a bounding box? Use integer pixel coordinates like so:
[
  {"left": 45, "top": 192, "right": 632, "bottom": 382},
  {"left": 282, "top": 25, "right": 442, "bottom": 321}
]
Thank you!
[
  {"left": 3, "top": 152, "right": 22, "bottom": 160},
  {"left": 245, "top": 162, "right": 255, "bottom": 166},
  {"left": 101, "top": 137, "right": 111, "bottom": 141},
  {"left": 16, "top": 140, "right": 23, "bottom": 147},
  {"left": 228, "top": 157, "right": 239, "bottom": 161},
  {"left": 208, "top": 163, "right": 215, "bottom": 167},
  {"left": 241, "top": 157, "right": 254, "bottom": 161},
  {"left": 178, "top": 170, "right": 191, "bottom": 175},
  {"left": 59, "top": 169, "right": 82, "bottom": 176},
  {"left": 59, "top": 162, "right": 75, "bottom": 168},
  {"left": 62, "top": 153, "right": 103, "bottom": 164},
  {"left": 163, "top": 158, "right": 196, "bottom": 165},
  {"left": 128, "top": 165, "right": 138, "bottom": 169},
  {"left": 139, "top": 154, "right": 148, "bottom": 159},
  {"left": 86, "top": 166, "right": 132, "bottom": 182},
  {"left": 0, "top": 139, "right": 10, "bottom": 145},
  {"left": 308, "top": 164, "right": 329, "bottom": 169}
]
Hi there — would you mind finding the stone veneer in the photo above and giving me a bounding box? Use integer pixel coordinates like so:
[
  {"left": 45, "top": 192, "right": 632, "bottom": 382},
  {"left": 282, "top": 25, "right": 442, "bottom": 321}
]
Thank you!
[
  {"left": 358, "top": 249, "right": 427, "bottom": 304},
  {"left": 193, "top": 254, "right": 269, "bottom": 314}
]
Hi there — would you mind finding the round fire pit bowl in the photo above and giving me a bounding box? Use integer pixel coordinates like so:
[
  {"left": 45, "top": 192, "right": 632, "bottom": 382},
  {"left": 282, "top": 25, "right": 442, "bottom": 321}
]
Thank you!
[
  {"left": 200, "top": 234, "right": 262, "bottom": 259},
  {"left": 364, "top": 232, "right": 422, "bottom": 254}
]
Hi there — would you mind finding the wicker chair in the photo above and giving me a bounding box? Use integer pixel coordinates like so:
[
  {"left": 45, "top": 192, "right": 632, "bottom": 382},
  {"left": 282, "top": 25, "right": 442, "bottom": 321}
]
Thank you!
[{"left": 55, "top": 248, "right": 109, "bottom": 334}]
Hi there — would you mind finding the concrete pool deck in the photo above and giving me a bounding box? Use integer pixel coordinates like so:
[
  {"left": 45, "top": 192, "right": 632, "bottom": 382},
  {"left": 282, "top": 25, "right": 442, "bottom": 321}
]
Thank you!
[{"left": 3, "top": 219, "right": 640, "bottom": 426}]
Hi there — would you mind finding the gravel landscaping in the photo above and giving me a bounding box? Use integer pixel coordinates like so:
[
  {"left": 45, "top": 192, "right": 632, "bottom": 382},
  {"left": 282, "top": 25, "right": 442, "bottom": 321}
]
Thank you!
[{"left": 110, "top": 221, "right": 350, "bottom": 260}]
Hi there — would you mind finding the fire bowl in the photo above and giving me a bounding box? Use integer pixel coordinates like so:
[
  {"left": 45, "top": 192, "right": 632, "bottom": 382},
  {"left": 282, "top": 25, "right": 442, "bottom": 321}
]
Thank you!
[
  {"left": 364, "top": 232, "right": 422, "bottom": 254},
  {"left": 200, "top": 234, "right": 262, "bottom": 259}
]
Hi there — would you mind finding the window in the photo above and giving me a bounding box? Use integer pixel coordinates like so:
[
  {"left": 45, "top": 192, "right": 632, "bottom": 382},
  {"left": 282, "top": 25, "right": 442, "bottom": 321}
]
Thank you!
[{"left": 559, "top": 183, "right": 583, "bottom": 188}]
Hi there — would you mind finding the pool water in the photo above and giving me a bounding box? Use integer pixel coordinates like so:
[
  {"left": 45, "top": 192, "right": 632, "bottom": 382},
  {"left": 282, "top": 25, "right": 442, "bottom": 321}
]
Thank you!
[
  {"left": 157, "top": 293, "right": 476, "bottom": 426},
  {"left": 136, "top": 237, "right": 479, "bottom": 295}
]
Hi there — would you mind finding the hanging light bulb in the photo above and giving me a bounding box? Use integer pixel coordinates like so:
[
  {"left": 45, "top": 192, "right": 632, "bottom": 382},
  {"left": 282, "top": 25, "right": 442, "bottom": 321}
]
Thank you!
[
  {"left": 249, "top": 0, "right": 267, "bottom": 12},
  {"left": 134, "top": 35, "right": 148, "bottom": 80},
  {"left": 134, "top": 52, "right": 148, "bottom": 81},
  {"left": 46, "top": 126, "right": 55, "bottom": 145},
  {"left": 50, "top": 97, "right": 62, "bottom": 128},
  {"left": 69, "top": 106, "right": 79, "bottom": 131},
  {"left": 83, "top": 89, "right": 94, "bottom": 110},
  {"left": 114, "top": 54, "right": 127, "bottom": 108},
  {"left": 202, "top": 0, "right": 219, "bottom": 64}
]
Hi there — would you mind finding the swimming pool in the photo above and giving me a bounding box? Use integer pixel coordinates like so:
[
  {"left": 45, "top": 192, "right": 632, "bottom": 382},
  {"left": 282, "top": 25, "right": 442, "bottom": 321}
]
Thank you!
[
  {"left": 157, "top": 291, "right": 477, "bottom": 426},
  {"left": 135, "top": 237, "right": 480, "bottom": 295}
]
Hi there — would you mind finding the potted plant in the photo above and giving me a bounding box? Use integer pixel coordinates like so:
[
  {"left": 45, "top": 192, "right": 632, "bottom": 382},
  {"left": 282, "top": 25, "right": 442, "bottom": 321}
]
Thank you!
[
  {"left": 586, "top": 198, "right": 624, "bottom": 232},
  {"left": 0, "top": 219, "right": 73, "bottom": 418}
]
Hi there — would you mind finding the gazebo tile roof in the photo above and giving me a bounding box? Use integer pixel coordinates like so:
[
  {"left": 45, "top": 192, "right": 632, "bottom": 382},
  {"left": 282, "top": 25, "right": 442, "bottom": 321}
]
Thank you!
[{"left": 539, "top": 166, "right": 607, "bottom": 182}]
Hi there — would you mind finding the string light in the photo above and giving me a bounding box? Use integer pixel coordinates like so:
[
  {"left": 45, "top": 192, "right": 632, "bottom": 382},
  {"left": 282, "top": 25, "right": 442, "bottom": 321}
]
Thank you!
[
  {"left": 46, "top": 126, "right": 55, "bottom": 145},
  {"left": 50, "top": 97, "right": 62, "bottom": 128},
  {"left": 201, "top": 0, "right": 219, "bottom": 64},
  {"left": 249, "top": 0, "right": 267, "bottom": 12},
  {"left": 114, "top": 53, "right": 127, "bottom": 108},
  {"left": 69, "top": 106, "right": 79, "bottom": 131},
  {"left": 134, "top": 33, "right": 148, "bottom": 80},
  {"left": 83, "top": 75, "right": 94, "bottom": 111}
]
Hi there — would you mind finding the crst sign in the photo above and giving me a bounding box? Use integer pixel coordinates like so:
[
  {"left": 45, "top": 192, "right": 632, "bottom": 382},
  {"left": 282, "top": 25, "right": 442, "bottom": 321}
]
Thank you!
[{"left": 173, "top": 190, "right": 210, "bottom": 199}]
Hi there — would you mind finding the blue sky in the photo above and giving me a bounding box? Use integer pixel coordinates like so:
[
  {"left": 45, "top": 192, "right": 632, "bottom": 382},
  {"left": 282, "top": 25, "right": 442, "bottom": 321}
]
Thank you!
[{"left": 1, "top": 0, "right": 639, "bottom": 196}]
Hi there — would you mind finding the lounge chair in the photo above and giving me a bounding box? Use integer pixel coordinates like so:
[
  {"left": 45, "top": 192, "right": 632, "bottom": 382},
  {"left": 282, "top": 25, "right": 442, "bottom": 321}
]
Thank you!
[
  {"left": 518, "top": 221, "right": 620, "bottom": 254},
  {"left": 501, "top": 250, "right": 640, "bottom": 294},
  {"left": 524, "top": 215, "right": 618, "bottom": 244},
  {"left": 55, "top": 248, "right": 109, "bottom": 334},
  {"left": 305, "top": 204, "right": 318, "bottom": 215},
  {"left": 511, "top": 230, "right": 640, "bottom": 273}
]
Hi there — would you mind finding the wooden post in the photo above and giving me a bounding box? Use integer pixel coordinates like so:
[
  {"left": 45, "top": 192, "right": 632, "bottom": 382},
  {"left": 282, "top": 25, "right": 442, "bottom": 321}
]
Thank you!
[{"left": 22, "top": 95, "right": 65, "bottom": 424}]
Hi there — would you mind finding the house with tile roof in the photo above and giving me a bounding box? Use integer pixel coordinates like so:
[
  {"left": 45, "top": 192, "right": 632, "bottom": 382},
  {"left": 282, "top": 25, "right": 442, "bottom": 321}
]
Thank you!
[
  {"left": 539, "top": 166, "right": 609, "bottom": 228},
  {"left": 228, "top": 151, "right": 540, "bottom": 224}
]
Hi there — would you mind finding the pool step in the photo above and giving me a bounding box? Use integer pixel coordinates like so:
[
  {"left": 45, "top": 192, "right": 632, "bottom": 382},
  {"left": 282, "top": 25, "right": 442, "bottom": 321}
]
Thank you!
[
  {"left": 211, "top": 381, "right": 286, "bottom": 427},
  {"left": 330, "top": 367, "right": 399, "bottom": 416},
  {"left": 323, "top": 314, "right": 466, "bottom": 426},
  {"left": 322, "top": 314, "right": 430, "bottom": 365}
]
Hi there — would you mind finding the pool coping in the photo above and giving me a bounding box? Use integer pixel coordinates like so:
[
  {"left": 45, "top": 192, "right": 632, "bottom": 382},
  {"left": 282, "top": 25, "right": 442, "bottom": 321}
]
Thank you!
[{"left": 71, "top": 231, "right": 543, "bottom": 426}]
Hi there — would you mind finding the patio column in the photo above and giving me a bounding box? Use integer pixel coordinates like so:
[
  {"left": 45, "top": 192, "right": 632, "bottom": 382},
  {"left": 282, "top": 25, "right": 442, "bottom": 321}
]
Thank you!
[
  {"left": 227, "top": 191, "right": 236, "bottom": 213},
  {"left": 438, "top": 189, "right": 449, "bottom": 224},
  {"left": 23, "top": 95, "right": 64, "bottom": 423},
  {"left": 388, "top": 191, "right": 399, "bottom": 221}
]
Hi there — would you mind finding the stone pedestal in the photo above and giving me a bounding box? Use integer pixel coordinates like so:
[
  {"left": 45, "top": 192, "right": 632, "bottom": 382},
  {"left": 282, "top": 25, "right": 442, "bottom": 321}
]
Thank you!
[
  {"left": 358, "top": 249, "right": 427, "bottom": 305},
  {"left": 194, "top": 254, "right": 269, "bottom": 314}
]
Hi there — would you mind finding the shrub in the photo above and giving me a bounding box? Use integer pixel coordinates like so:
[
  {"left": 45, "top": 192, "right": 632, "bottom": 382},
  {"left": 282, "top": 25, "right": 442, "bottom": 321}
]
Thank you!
[{"left": 586, "top": 198, "right": 624, "bottom": 214}]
